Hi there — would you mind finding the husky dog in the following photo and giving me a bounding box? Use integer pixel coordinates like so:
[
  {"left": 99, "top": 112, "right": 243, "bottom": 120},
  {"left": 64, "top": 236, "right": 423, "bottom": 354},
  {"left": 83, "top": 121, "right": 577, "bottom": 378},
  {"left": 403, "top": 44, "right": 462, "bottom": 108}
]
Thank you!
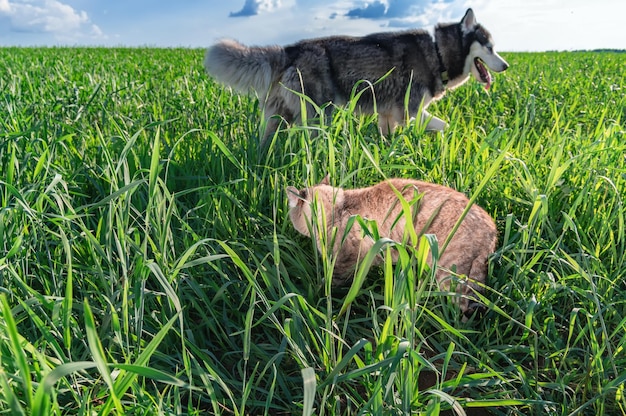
[
  {"left": 204, "top": 8, "right": 508, "bottom": 140},
  {"left": 287, "top": 177, "right": 497, "bottom": 318}
]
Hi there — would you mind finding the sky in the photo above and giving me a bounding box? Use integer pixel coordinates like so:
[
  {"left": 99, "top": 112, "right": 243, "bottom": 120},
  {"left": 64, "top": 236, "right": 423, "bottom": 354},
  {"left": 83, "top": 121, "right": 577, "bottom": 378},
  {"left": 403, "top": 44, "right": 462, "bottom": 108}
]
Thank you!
[{"left": 0, "top": 0, "right": 624, "bottom": 51}]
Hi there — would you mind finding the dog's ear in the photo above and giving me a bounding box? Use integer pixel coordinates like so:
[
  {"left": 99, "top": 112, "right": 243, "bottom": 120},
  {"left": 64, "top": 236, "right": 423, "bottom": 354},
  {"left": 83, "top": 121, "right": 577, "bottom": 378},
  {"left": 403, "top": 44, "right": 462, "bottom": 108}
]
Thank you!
[
  {"left": 461, "top": 8, "right": 477, "bottom": 33},
  {"left": 319, "top": 174, "right": 330, "bottom": 186}
]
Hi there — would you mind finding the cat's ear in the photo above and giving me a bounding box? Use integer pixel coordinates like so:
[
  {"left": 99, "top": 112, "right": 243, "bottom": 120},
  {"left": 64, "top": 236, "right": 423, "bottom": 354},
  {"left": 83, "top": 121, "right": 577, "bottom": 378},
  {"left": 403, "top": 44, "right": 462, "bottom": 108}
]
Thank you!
[
  {"left": 319, "top": 174, "right": 330, "bottom": 185},
  {"left": 286, "top": 186, "right": 302, "bottom": 208}
]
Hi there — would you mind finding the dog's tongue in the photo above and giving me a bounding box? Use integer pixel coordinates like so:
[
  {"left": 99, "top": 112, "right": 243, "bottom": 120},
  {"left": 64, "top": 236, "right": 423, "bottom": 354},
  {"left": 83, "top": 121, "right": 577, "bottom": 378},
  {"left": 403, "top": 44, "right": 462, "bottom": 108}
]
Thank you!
[
  {"left": 475, "top": 58, "right": 492, "bottom": 90},
  {"left": 484, "top": 71, "right": 492, "bottom": 90}
]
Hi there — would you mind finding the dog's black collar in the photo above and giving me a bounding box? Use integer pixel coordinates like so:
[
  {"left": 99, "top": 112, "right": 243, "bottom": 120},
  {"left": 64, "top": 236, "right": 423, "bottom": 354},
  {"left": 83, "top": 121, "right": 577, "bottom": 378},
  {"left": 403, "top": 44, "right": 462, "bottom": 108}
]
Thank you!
[{"left": 434, "top": 41, "right": 449, "bottom": 86}]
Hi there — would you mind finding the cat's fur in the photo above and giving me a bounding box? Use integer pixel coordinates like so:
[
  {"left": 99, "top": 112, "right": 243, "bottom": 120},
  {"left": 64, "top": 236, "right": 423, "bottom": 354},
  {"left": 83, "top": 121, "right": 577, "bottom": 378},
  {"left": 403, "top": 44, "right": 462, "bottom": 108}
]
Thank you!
[{"left": 287, "top": 177, "right": 497, "bottom": 317}]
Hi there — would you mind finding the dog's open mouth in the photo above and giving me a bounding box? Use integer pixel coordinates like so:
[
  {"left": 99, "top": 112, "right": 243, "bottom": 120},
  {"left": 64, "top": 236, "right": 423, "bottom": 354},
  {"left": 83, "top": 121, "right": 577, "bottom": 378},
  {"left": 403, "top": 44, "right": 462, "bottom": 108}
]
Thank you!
[{"left": 474, "top": 58, "right": 492, "bottom": 90}]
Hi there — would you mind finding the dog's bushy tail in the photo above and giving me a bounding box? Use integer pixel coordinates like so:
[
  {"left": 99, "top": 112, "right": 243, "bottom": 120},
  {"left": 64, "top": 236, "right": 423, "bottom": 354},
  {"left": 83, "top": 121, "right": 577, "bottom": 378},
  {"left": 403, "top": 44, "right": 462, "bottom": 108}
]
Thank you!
[{"left": 204, "top": 39, "right": 285, "bottom": 96}]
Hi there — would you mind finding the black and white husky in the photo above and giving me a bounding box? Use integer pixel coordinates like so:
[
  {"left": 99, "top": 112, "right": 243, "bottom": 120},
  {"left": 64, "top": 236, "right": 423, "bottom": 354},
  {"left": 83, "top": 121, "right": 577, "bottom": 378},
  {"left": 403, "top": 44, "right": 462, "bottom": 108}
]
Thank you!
[{"left": 204, "top": 9, "right": 509, "bottom": 139}]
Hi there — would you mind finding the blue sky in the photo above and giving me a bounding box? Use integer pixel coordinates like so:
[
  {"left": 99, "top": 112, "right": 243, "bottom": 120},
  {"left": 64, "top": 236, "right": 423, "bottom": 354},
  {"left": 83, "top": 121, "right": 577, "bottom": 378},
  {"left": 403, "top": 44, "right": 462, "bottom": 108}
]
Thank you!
[{"left": 0, "top": 0, "right": 624, "bottom": 51}]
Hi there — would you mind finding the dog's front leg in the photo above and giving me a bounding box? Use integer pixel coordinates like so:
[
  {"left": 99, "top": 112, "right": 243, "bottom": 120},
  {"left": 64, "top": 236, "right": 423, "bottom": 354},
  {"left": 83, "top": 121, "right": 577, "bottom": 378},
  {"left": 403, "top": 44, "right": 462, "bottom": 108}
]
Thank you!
[{"left": 421, "top": 111, "right": 447, "bottom": 131}]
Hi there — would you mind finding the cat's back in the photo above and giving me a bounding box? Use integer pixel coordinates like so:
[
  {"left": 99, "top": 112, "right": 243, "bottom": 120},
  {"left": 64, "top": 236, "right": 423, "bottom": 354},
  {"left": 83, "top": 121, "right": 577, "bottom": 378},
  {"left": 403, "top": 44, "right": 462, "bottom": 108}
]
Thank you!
[
  {"left": 372, "top": 178, "right": 471, "bottom": 210},
  {"left": 385, "top": 179, "right": 497, "bottom": 257},
  {"left": 337, "top": 178, "right": 468, "bottom": 221},
  {"left": 335, "top": 178, "right": 494, "bottom": 230},
  {"left": 367, "top": 178, "right": 493, "bottom": 232}
]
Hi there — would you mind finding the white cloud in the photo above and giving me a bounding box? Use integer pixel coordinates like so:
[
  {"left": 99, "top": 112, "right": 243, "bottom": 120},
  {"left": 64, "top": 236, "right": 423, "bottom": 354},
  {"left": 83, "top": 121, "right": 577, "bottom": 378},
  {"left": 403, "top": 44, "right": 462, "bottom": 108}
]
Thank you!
[
  {"left": 230, "top": 0, "right": 462, "bottom": 44},
  {"left": 469, "top": 0, "right": 626, "bottom": 51},
  {"left": 0, "top": 0, "right": 104, "bottom": 40},
  {"left": 220, "top": 0, "right": 465, "bottom": 44},
  {"left": 230, "top": 0, "right": 286, "bottom": 17},
  {"left": 345, "top": 0, "right": 432, "bottom": 20},
  {"left": 2, "top": 0, "right": 624, "bottom": 49},
  {"left": 0, "top": 0, "right": 10, "bottom": 13}
]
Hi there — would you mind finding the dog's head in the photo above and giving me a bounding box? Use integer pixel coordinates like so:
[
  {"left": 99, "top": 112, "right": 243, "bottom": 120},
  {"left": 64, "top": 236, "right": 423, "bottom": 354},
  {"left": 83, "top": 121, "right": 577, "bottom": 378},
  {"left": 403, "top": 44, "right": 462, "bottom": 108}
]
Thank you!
[{"left": 461, "top": 9, "right": 509, "bottom": 89}]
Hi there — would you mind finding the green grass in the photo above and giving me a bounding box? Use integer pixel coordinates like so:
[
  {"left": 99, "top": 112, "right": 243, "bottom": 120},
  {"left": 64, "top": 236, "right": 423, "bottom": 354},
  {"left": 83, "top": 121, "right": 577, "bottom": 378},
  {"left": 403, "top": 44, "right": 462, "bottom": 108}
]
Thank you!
[{"left": 0, "top": 47, "right": 625, "bottom": 415}]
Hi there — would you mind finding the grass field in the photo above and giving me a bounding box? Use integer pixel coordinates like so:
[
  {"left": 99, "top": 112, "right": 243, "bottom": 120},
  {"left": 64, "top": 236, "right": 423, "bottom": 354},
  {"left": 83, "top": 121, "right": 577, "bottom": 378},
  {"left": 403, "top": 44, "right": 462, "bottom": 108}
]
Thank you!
[{"left": 0, "top": 47, "right": 625, "bottom": 415}]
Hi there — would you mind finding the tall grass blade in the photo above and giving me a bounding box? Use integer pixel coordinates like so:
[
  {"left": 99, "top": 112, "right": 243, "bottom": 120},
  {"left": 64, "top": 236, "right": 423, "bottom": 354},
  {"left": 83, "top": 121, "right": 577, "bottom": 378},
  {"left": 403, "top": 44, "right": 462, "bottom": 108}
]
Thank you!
[
  {"left": 83, "top": 300, "right": 123, "bottom": 413},
  {"left": 301, "top": 367, "right": 316, "bottom": 416},
  {"left": 0, "top": 294, "right": 33, "bottom": 408}
]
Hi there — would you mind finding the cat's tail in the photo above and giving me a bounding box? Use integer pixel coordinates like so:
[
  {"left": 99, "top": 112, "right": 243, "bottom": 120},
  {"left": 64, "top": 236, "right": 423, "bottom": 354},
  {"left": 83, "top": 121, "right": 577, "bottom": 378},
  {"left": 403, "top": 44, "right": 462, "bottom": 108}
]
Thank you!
[{"left": 204, "top": 39, "right": 286, "bottom": 97}]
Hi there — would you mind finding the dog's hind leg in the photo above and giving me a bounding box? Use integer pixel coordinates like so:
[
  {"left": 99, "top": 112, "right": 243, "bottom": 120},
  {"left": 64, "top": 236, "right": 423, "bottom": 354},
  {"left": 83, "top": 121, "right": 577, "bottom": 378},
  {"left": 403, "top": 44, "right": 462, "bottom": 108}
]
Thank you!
[
  {"left": 259, "top": 94, "right": 293, "bottom": 147},
  {"left": 260, "top": 115, "right": 284, "bottom": 147},
  {"left": 378, "top": 108, "right": 404, "bottom": 135},
  {"left": 378, "top": 113, "right": 394, "bottom": 135}
]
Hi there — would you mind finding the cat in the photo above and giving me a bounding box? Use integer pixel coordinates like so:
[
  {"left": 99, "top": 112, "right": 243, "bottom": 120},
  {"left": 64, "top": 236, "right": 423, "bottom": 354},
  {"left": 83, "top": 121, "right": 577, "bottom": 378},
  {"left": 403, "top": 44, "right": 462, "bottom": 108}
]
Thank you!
[{"left": 286, "top": 176, "right": 497, "bottom": 318}]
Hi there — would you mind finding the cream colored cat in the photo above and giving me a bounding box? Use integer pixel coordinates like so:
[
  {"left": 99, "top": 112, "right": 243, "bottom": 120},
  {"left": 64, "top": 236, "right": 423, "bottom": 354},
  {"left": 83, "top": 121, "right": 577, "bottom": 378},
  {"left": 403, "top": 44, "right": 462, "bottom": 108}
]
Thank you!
[{"left": 287, "top": 177, "right": 497, "bottom": 317}]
